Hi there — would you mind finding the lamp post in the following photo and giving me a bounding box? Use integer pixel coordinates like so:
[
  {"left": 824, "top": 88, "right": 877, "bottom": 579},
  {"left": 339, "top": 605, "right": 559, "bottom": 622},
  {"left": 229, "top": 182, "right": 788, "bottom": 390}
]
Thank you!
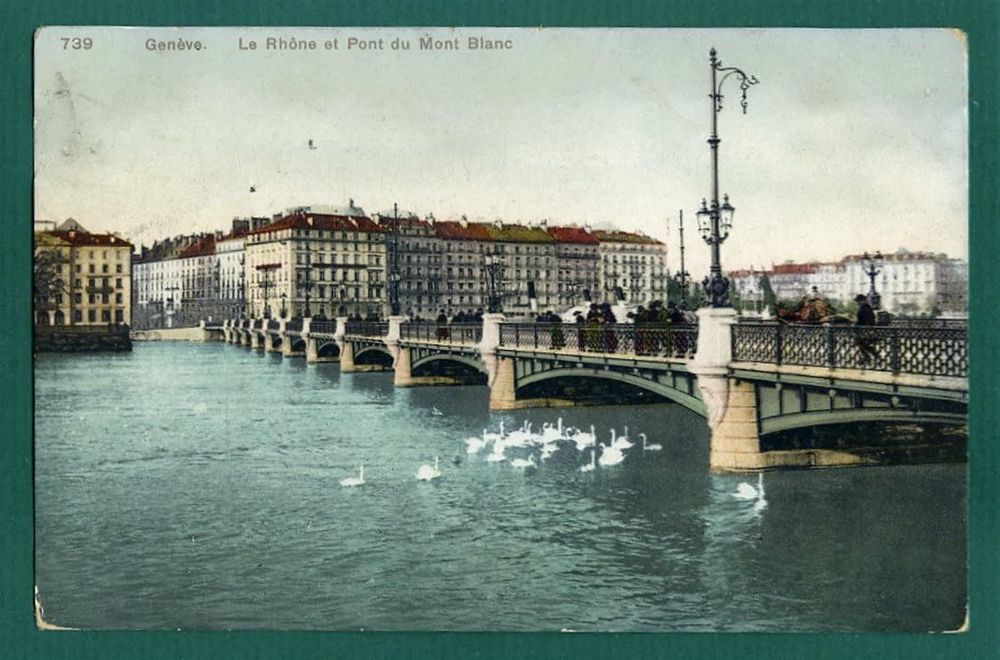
[
  {"left": 861, "top": 250, "right": 884, "bottom": 310},
  {"left": 484, "top": 248, "right": 504, "bottom": 313},
  {"left": 387, "top": 202, "right": 401, "bottom": 316},
  {"left": 695, "top": 47, "right": 759, "bottom": 308}
]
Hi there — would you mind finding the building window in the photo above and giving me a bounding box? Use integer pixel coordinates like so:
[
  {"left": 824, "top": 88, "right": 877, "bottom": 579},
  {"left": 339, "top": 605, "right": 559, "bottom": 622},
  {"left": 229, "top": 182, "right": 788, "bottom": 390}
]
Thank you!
[
  {"left": 101, "top": 310, "right": 111, "bottom": 322},
  {"left": 73, "top": 310, "right": 82, "bottom": 322},
  {"left": 88, "top": 310, "right": 96, "bottom": 322}
]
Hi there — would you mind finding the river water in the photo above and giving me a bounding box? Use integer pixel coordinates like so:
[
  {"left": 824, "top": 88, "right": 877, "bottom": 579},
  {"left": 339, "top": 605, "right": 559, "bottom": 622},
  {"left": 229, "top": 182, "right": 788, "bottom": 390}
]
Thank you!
[{"left": 34, "top": 342, "right": 966, "bottom": 631}]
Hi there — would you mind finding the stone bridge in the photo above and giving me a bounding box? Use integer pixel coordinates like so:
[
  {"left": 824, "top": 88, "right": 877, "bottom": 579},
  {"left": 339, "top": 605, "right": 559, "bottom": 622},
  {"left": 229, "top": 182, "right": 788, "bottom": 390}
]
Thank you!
[{"left": 215, "top": 311, "right": 967, "bottom": 472}]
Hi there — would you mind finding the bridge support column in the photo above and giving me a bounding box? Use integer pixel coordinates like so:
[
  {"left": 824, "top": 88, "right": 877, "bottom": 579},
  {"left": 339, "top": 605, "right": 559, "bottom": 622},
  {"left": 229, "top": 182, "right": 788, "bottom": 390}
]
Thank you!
[
  {"left": 250, "top": 326, "right": 261, "bottom": 350},
  {"left": 708, "top": 379, "right": 767, "bottom": 471},
  {"left": 385, "top": 315, "right": 407, "bottom": 366},
  {"left": 339, "top": 340, "right": 358, "bottom": 372},
  {"left": 488, "top": 357, "right": 518, "bottom": 409}
]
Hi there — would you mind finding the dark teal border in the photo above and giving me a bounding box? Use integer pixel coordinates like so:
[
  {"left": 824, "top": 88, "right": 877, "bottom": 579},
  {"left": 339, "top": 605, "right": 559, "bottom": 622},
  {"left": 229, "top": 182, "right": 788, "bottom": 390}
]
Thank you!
[{"left": 5, "top": 1, "right": 997, "bottom": 658}]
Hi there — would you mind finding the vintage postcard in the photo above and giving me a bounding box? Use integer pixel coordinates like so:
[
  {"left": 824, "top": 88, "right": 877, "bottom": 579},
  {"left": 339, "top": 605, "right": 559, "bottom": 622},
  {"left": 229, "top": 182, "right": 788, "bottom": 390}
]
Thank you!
[{"left": 32, "top": 27, "right": 967, "bottom": 632}]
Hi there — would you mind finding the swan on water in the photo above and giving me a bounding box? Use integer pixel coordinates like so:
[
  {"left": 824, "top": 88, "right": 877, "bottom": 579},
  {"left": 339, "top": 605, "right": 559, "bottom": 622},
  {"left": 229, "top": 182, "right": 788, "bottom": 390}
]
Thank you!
[
  {"left": 339, "top": 465, "right": 365, "bottom": 487},
  {"left": 573, "top": 425, "right": 597, "bottom": 452},
  {"left": 733, "top": 472, "right": 766, "bottom": 509},
  {"left": 579, "top": 448, "right": 597, "bottom": 472},
  {"left": 610, "top": 428, "right": 634, "bottom": 451},
  {"left": 539, "top": 442, "right": 559, "bottom": 461},
  {"left": 416, "top": 456, "right": 442, "bottom": 481},
  {"left": 641, "top": 433, "right": 662, "bottom": 452},
  {"left": 485, "top": 441, "right": 507, "bottom": 463},
  {"left": 483, "top": 421, "right": 505, "bottom": 443},
  {"left": 510, "top": 455, "right": 537, "bottom": 469},
  {"left": 505, "top": 421, "right": 534, "bottom": 447},
  {"left": 597, "top": 443, "right": 625, "bottom": 467},
  {"left": 466, "top": 431, "right": 487, "bottom": 454}
]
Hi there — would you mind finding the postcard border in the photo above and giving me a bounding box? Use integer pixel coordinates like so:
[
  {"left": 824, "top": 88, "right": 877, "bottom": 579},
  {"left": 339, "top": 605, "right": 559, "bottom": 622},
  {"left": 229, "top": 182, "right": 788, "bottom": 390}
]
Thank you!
[{"left": 6, "top": 1, "right": 998, "bottom": 658}]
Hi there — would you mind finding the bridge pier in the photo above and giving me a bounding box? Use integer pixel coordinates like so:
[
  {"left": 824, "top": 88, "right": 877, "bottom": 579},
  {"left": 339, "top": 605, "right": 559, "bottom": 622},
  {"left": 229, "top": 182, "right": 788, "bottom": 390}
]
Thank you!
[
  {"left": 250, "top": 323, "right": 262, "bottom": 350},
  {"left": 339, "top": 340, "right": 359, "bottom": 372}
]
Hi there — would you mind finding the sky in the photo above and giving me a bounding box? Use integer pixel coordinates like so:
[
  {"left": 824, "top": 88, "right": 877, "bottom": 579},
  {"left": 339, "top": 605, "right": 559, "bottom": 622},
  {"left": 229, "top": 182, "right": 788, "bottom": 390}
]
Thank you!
[{"left": 34, "top": 27, "right": 967, "bottom": 277}]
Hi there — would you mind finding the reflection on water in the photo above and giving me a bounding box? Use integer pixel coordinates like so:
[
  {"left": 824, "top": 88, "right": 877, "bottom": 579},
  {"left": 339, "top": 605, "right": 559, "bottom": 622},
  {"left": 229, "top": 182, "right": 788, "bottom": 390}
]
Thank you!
[{"left": 34, "top": 343, "right": 966, "bottom": 631}]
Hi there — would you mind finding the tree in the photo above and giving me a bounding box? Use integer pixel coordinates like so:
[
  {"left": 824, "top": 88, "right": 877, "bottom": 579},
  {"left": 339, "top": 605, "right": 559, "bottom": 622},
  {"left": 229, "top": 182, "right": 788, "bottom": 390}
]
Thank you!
[
  {"left": 33, "top": 246, "right": 69, "bottom": 324},
  {"left": 667, "top": 276, "right": 685, "bottom": 307},
  {"left": 687, "top": 281, "right": 705, "bottom": 309}
]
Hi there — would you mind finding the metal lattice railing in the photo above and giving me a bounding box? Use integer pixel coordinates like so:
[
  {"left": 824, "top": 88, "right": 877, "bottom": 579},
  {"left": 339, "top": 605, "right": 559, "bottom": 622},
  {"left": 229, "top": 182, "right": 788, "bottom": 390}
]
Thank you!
[
  {"left": 344, "top": 321, "right": 388, "bottom": 338},
  {"left": 286, "top": 318, "right": 303, "bottom": 333},
  {"left": 267, "top": 319, "right": 280, "bottom": 331},
  {"left": 731, "top": 321, "right": 967, "bottom": 377},
  {"left": 400, "top": 322, "right": 483, "bottom": 345},
  {"left": 310, "top": 320, "right": 336, "bottom": 335},
  {"left": 498, "top": 322, "right": 698, "bottom": 358}
]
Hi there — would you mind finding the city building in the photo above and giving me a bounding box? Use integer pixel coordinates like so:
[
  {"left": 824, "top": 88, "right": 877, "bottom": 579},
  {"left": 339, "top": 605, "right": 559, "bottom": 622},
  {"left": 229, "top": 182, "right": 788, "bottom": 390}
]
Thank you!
[
  {"left": 34, "top": 219, "right": 132, "bottom": 327},
  {"left": 244, "top": 208, "right": 386, "bottom": 319},
  {"left": 593, "top": 229, "right": 669, "bottom": 304},
  {"left": 545, "top": 224, "right": 600, "bottom": 309},
  {"left": 730, "top": 249, "right": 969, "bottom": 315},
  {"left": 132, "top": 233, "right": 208, "bottom": 329},
  {"left": 374, "top": 211, "right": 443, "bottom": 318}
]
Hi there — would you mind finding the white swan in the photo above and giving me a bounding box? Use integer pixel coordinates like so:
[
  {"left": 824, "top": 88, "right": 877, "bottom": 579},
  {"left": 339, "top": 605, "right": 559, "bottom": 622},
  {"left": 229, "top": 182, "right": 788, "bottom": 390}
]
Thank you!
[
  {"left": 466, "top": 430, "right": 487, "bottom": 454},
  {"left": 482, "top": 421, "right": 505, "bottom": 443},
  {"left": 339, "top": 465, "right": 365, "bottom": 487},
  {"left": 579, "top": 448, "right": 597, "bottom": 472},
  {"left": 505, "top": 421, "right": 534, "bottom": 447},
  {"left": 641, "top": 433, "right": 662, "bottom": 451},
  {"left": 733, "top": 472, "right": 766, "bottom": 508},
  {"left": 485, "top": 441, "right": 507, "bottom": 463},
  {"left": 416, "top": 456, "right": 441, "bottom": 481},
  {"left": 538, "top": 418, "right": 565, "bottom": 443},
  {"left": 610, "top": 428, "right": 634, "bottom": 451},
  {"left": 573, "top": 425, "right": 597, "bottom": 452},
  {"left": 597, "top": 443, "right": 625, "bottom": 466},
  {"left": 510, "top": 455, "right": 536, "bottom": 469}
]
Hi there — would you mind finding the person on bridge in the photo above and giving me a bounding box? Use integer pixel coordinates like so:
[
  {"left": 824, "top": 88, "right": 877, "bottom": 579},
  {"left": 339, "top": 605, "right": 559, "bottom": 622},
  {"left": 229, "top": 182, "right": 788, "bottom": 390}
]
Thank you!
[
  {"left": 854, "top": 294, "right": 880, "bottom": 363},
  {"left": 436, "top": 310, "right": 449, "bottom": 340}
]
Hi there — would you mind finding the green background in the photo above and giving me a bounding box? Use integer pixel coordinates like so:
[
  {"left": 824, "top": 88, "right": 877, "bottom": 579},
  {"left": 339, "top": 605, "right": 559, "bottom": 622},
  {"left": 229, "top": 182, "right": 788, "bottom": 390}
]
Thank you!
[{"left": 4, "top": 1, "right": 997, "bottom": 657}]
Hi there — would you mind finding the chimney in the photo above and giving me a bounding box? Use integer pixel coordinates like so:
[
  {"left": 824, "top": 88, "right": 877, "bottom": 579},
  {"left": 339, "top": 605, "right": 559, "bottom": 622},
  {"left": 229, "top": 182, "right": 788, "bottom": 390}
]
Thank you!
[
  {"left": 459, "top": 215, "right": 468, "bottom": 229},
  {"left": 583, "top": 224, "right": 592, "bottom": 234}
]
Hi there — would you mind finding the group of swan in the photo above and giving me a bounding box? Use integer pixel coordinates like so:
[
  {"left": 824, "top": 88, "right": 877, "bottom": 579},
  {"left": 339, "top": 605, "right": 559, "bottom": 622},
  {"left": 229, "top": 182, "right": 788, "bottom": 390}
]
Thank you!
[
  {"left": 465, "top": 418, "right": 664, "bottom": 473},
  {"left": 339, "top": 456, "right": 444, "bottom": 488},
  {"left": 341, "top": 418, "right": 668, "bottom": 487}
]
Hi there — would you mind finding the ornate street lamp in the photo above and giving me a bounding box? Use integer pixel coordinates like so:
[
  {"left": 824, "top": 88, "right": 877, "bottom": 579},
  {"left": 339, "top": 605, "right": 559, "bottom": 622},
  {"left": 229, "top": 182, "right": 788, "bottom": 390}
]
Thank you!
[
  {"left": 861, "top": 250, "right": 884, "bottom": 309},
  {"left": 484, "top": 249, "right": 504, "bottom": 313},
  {"left": 387, "top": 202, "right": 402, "bottom": 316},
  {"left": 697, "top": 48, "right": 759, "bottom": 308},
  {"left": 280, "top": 292, "right": 287, "bottom": 319}
]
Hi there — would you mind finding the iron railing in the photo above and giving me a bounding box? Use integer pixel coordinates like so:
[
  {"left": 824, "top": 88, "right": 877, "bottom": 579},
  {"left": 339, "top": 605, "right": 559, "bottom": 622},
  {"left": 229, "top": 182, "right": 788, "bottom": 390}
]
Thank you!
[
  {"left": 267, "top": 319, "right": 281, "bottom": 331},
  {"left": 344, "top": 321, "right": 388, "bottom": 338},
  {"left": 310, "top": 320, "right": 336, "bottom": 335},
  {"left": 286, "top": 318, "right": 303, "bottom": 333},
  {"left": 400, "top": 322, "right": 483, "bottom": 345},
  {"left": 498, "top": 322, "right": 698, "bottom": 358},
  {"left": 731, "top": 321, "right": 967, "bottom": 377}
]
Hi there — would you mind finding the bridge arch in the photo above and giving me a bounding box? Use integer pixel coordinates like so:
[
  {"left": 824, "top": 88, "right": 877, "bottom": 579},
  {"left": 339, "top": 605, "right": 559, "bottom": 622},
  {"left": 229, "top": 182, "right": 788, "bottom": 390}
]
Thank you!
[
  {"left": 412, "top": 353, "right": 488, "bottom": 376},
  {"left": 316, "top": 340, "right": 340, "bottom": 358},
  {"left": 516, "top": 367, "right": 707, "bottom": 417},
  {"left": 760, "top": 407, "right": 967, "bottom": 436},
  {"left": 354, "top": 344, "right": 394, "bottom": 367},
  {"left": 291, "top": 338, "right": 306, "bottom": 352}
]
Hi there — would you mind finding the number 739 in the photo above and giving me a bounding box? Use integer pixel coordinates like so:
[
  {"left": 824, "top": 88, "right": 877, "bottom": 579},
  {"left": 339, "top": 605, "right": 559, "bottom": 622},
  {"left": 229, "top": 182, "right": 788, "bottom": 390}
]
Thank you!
[{"left": 61, "top": 37, "right": 93, "bottom": 50}]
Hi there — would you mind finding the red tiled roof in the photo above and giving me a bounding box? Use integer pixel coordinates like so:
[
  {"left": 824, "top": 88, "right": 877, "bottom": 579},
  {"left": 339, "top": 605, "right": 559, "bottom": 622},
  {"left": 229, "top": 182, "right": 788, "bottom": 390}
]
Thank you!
[
  {"left": 46, "top": 230, "right": 133, "bottom": 248},
  {"left": 546, "top": 225, "right": 599, "bottom": 245},
  {"left": 248, "top": 212, "right": 383, "bottom": 236},
  {"left": 179, "top": 234, "right": 217, "bottom": 258},
  {"left": 771, "top": 263, "right": 817, "bottom": 275}
]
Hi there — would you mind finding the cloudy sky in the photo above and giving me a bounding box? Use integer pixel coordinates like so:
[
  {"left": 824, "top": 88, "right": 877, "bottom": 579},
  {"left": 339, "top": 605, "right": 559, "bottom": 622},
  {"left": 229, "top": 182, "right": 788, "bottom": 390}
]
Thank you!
[{"left": 34, "top": 27, "right": 966, "bottom": 276}]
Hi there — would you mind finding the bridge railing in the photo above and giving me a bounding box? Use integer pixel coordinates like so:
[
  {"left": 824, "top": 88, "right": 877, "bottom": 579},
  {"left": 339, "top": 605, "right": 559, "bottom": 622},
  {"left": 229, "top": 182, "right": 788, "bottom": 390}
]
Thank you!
[
  {"left": 344, "top": 321, "right": 389, "bottom": 339},
  {"left": 310, "top": 320, "right": 336, "bottom": 335},
  {"left": 286, "top": 318, "right": 303, "bottom": 333},
  {"left": 400, "top": 322, "right": 483, "bottom": 345},
  {"left": 499, "top": 322, "right": 698, "bottom": 358},
  {"left": 267, "top": 319, "right": 280, "bottom": 331},
  {"left": 731, "top": 321, "right": 967, "bottom": 377}
]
